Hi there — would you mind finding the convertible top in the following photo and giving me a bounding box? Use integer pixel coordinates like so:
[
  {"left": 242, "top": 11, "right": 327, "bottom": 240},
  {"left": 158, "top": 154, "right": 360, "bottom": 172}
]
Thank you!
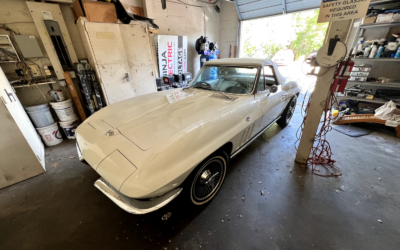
[
  {"left": 204, "top": 58, "right": 274, "bottom": 67},
  {"left": 204, "top": 58, "right": 286, "bottom": 84}
]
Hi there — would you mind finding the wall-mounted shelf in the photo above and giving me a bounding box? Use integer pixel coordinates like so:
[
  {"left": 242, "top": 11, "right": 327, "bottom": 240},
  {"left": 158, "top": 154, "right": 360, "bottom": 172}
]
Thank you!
[
  {"left": 360, "top": 22, "right": 400, "bottom": 29},
  {"left": 345, "top": 17, "right": 400, "bottom": 109},
  {"left": 11, "top": 81, "right": 56, "bottom": 89},
  {"left": 353, "top": 58, "right": 400, "bottom": 62},
  {"left": 347, "top": 81, "right": 400, "bottom": 88},
  {"left": 337, "top": 96, "right": 400, "bottom": 105},
  {"left": 0, "top": 35, "right": 21, "bottom": 62}
]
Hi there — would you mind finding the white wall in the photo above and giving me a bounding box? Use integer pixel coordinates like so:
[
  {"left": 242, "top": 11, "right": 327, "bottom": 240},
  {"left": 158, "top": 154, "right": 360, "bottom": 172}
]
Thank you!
[
  {"left": 219, "top": 1, "right": 239, "bottom": 58},
  {"left": 0, "top": 0, "right": 84, "bottom": 106},
  {"left": 0, "top": 0, "right": 234, "bottom": 104},
  {"left": 143, "top": 0, "right": 220, "bottom": 75}
]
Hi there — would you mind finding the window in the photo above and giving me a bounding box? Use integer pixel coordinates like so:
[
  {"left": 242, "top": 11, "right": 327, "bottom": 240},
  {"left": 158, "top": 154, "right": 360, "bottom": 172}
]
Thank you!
[
  {"left": 257, "top": 66, "right": 278, "bottom": 93},
  {"left": 264, "top": 66, "right": 273, "bottom": 76},
  {"left": 263, "top": 66, "right": 277, "bottom": 86},
  {"left": 191, "top": 66, "right": 259, "bottom": 94}
]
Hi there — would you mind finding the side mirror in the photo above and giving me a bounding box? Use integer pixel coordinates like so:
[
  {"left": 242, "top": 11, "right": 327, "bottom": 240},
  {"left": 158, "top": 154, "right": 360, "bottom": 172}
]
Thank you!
[{"left": 270, "top": 85, "right": 278, "bottom": 93}]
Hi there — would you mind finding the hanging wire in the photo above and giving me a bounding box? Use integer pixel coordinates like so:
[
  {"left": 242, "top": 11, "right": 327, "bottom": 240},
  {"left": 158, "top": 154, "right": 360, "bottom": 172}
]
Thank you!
[
  {"left": 295, "top": 68, "right": 342, "bottom": 178},
  {"left": 1, "top": 24, "right": 53, "bottom": 104}
]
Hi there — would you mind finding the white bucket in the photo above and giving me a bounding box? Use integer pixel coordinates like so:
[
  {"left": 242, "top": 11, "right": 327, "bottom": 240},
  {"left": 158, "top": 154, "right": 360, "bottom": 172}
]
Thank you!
[
  {"left": 36, "top": 123, "right": 63, "bottom": 147},
  {"left": 49, "top": 90, "right": 65, "bottom": 102},
  {"left": 24, "top": 103, "right": 54, "bottom": 128},
  {"left": 50, "top": 99, "right": 77, "bottom": 122},
  {"left": 59, "top": 118, "right": 80, "bottom": 139}
]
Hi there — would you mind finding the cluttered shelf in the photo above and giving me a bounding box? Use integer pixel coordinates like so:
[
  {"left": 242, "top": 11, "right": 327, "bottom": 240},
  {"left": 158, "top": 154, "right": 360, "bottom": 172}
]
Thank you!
[
  {"left": 0, "top": 61, "right": 18, "bottom": 64},
  {"left": 360, "top": 22, "right": 400, "bottom": 29},
  {"left": 353, "top": 58, "right": 400, "bottom": 62},
  {"left": 337, "top": 96, "right": 400, "bottom": 105},
  {"left": 347, "top": 81, "right": 400, "bottom": 88},
  {"left": 8, "top": 77, "right": 58, "bottom": 89}
]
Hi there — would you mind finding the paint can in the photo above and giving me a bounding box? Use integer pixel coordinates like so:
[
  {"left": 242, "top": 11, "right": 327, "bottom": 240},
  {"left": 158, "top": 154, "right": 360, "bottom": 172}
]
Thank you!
[
  {"left": 50, "top": 99, "right": 77, "bottom": 122},
  {"left": 24, "top": 103, "right": 55, "bottom": 128},
  {"left": 36, "top": 122, "right": 63, "bottom": 146},
  {"left": 59, "top": 118, "right": 80, "bottom": 139},
  {"left": 49, "top": 90, "right": 65, "bottom": 102}
]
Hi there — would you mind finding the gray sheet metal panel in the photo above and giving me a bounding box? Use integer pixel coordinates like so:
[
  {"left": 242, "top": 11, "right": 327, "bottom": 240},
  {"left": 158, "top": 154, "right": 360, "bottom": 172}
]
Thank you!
[
  {"left": 285, "top": 0, "right": 320, "bottom": 12},
  {"left": 241, "top": 6, "right": 282, "bottom": 20},
  {"left": 237, "top": 0, "right": 321, "bottom": 20},
  {"left": 234, "top": 0, "right": 243, "bottom": 20},
  {"left": 237, "top": 0, "right": 280, "bottom": 12}
]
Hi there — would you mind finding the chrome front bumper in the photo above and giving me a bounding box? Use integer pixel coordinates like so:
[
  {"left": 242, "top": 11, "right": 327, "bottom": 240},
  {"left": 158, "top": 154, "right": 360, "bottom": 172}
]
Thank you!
[{"left": 94, "top": 178, "right": 182, "bottom": 215}]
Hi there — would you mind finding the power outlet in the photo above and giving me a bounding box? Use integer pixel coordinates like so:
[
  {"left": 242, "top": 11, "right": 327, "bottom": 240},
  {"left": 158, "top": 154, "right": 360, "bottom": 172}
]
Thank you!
[{"left": 28, "top": 65, "right": 41, "bottom": 77}]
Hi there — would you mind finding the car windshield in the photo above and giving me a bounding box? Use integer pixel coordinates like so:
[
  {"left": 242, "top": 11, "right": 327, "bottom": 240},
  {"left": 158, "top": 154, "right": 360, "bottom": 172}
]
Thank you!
[{"left": 189, "top": 66, "right": 259, "bottom": 94}]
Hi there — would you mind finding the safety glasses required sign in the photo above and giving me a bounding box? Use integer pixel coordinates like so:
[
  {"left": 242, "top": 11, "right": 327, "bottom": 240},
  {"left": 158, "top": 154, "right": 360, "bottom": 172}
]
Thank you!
[{"left": 318, "top": 0, "right": 371, "bottom": 23}]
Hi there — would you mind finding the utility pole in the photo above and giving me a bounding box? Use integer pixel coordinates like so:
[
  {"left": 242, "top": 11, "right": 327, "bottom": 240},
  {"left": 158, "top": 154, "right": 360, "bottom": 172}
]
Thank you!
[{"left": 295, "top": 20, "right": 352, "bottom": 165}]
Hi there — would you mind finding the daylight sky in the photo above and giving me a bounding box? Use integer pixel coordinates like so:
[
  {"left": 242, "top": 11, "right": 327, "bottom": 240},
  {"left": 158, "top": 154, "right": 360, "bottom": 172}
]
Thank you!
[{"left": 239, "top": 9, "right": 317, "bottom": 58}]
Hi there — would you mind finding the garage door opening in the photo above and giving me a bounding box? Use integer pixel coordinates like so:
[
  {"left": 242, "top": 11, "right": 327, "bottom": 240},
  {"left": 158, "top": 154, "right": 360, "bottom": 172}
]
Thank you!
[{"left": 239, "top": 9, "right": 328, "bottom": 92}]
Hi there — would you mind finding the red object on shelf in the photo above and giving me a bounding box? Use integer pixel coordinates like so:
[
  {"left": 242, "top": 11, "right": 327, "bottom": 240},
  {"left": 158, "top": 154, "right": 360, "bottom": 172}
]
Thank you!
[{"left": 331, "top": 59, "right": 355, "bottom": 93}]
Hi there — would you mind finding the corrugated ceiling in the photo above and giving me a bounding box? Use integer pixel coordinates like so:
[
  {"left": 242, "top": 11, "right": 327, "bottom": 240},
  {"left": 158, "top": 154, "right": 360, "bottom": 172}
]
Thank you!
[
  {"left": 234, "top": 0, "right": 326, "bottom": 21},
  {"left": 235, "top": 0, "right": 390, "bottom": 21}
]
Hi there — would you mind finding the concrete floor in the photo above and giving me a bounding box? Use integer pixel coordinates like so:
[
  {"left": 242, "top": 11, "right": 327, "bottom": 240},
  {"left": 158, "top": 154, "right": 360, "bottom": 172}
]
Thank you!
[{"left": 1, "top": 98, "right": 400, "bottom": 250}]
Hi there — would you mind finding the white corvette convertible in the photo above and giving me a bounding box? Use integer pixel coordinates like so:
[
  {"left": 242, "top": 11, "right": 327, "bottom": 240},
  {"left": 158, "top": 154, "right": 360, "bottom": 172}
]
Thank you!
[{"left": 75, "top": 58, "right": 300, "bottom": 214}]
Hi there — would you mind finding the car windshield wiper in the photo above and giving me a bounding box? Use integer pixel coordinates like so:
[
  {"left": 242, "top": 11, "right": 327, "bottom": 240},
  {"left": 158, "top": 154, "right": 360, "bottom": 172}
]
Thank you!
[{"left": 191, "top": 86, "right": 235, "bottom": 101}]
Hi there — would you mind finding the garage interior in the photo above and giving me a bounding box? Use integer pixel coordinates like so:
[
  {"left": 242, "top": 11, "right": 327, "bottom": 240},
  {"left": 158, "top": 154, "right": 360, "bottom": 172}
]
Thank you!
[{"left": 1, "top": 0, "right": 400, "bottom": 249}]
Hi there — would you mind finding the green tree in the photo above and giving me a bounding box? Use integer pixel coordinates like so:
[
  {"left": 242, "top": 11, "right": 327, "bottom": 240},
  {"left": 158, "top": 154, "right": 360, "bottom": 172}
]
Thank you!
[
  {"left": 290, "top": 10, "right": 328, "bottom": 60},
  {"left": 243, "top": 37, "right": 257, "bottom": 58},
  {"left": 260, "top": 41, "right": 285, "bottom": 59}
]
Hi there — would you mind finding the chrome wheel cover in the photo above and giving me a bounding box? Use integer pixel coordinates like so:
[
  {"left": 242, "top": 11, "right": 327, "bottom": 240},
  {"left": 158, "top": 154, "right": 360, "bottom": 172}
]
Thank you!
[
  {"left": 192, "top": 157, "right": 225, "bottom": 202},
  {"left": 286, "top": 97, "right": 296, "bottom": 123}
]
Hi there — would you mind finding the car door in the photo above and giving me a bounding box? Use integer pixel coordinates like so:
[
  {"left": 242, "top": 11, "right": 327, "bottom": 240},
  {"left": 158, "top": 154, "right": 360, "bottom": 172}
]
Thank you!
[{"left": 254, "top": 66, "right": 286, "bottom": 128}]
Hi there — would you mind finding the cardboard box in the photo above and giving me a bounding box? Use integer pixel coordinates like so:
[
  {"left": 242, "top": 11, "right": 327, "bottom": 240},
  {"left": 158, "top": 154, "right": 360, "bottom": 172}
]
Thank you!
[
  {"left": 376, "top": 13, "right": 394, "bottom": 23},
  {"left": 362, "top": 16, "right": 377, "bottom": 25},
  {"left": 72, "top": 0, "right": 117, "bottom": 23},
  {"left": 130, "top": 6, "right": 145, "bottom": 17},
  {"left": 121, "top": 2, "right": 145, "bottom": 17},
  {"left": 72, "top": 0, "right": 85, "bottom": 19}
]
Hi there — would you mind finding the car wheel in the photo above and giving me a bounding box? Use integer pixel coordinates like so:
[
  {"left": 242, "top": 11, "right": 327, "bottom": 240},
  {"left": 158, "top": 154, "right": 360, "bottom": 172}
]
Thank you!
[
  {"left": 188, "top": 151, "right": 228, "bottom": 205},
  {"left": 277, "top": 95, "right": 297, "bottom": 127}
]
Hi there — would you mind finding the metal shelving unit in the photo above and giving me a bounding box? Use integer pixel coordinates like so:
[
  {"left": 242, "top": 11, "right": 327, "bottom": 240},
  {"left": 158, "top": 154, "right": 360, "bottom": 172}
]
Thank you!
[
  {"left": 0, "top": 35, "right": 21, "bottom": 62},
  {"left": 353, "top": 58, "right": 400, "bottom": 62},
  {"left": 346, "top": 21, "right": 400, "bottom": 106},
  {"left": 360, "top": 22, "right": 400, "bottom": 29},
  {"left": 347, "top": 81, "right": 400, "bottom": 88},
  {"left": 0, "top": 61, "right": 18, "bottom": 64},
  {"left": 337, "top": 96, "right": 400, "bottom": 105},
  {"left": 351, "top": 22, "right": 400, "bottom": 53},
  {"left": 12, "top": 81, "right": 57, "bottom": 89}
]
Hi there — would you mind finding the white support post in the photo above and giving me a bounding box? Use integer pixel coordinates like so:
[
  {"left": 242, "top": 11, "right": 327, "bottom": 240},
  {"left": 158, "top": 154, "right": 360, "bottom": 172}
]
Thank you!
[{"left": 295, "top": 20, "right": 352, "bottom": 165}]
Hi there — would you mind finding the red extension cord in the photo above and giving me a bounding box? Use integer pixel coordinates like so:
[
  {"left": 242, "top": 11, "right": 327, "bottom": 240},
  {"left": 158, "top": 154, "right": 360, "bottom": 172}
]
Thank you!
[{"left": 296, "top": 88, "right": 342, "bottom": 177}]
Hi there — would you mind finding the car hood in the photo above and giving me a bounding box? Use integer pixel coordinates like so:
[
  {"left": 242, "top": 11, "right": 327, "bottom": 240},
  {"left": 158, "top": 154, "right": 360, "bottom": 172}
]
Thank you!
[{"left": 90, "top": 89, "right": 238, "bottom": 151}]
